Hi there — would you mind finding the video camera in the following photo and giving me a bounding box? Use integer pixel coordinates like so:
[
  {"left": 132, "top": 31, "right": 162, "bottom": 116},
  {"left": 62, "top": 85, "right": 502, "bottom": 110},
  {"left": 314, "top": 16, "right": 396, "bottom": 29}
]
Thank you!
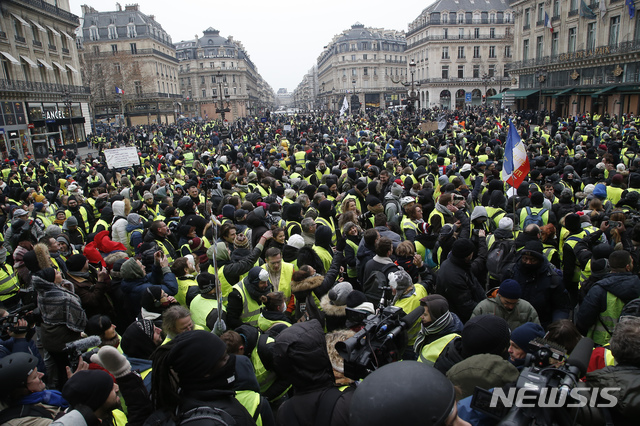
[
  {"left": 63, "top": 335, "right": 102, "bottom": 371},
  {"left": 336, "top": 305, "right": 423, "bottom": 381},
  {"left": 0, "top": 303, "right": 38, "bottom": 336},
  {"left": 471, "top": 337, "right": 594, "bottom": 426}
]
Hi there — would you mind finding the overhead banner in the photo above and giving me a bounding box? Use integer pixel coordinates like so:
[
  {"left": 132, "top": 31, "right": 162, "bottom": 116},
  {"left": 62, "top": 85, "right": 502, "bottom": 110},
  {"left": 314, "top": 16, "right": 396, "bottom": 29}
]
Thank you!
[{"left": 104, "top": 147, "right": 140, "bottom": 169}]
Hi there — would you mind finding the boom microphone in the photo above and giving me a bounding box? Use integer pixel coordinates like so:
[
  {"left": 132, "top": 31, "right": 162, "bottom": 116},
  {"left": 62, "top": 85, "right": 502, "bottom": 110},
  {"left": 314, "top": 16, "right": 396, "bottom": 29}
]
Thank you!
[
  {"left": 64, "top": 335, "right": 102, "bottom": 353},
  {"left": 384, "top": 306, "right": 424, "bottom": 342},
  {"left": 565, "top": 337, "right": 594, "bottom": 377}
]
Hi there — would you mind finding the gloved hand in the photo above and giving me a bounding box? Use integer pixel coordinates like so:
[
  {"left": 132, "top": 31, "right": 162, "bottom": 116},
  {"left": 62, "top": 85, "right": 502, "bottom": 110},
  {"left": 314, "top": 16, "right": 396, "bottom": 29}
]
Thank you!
[{"left": 97, "top": 346, "right": 131, "bottom": 378}]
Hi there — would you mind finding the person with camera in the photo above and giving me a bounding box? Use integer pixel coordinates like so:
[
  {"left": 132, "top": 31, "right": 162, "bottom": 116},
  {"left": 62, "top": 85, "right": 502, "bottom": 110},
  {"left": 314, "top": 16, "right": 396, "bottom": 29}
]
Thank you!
[{"left": 120, "top": 251, "right": 178, "bottom": 319}]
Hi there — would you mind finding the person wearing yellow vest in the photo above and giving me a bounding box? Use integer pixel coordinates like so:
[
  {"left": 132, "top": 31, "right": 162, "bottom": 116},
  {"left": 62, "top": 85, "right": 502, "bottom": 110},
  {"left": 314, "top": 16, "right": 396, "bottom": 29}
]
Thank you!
[
  {"left": 0, "top": 245, "right": 18, "bottom": 308},
  {"left": 170, "top": 256, "right": 200, "bottom": 308},
  {"left": 208, "top": 231, "right": 271, "bottom": 303},
  {"left": 189, "top": 272, "right": 226, "bottom": 331},
  {"left": 148, "top": 330, "right": 274, "bottom": 426},
  {"left": 414, "top": 294, "right": 464, "bottom": 366},
  {"left": 389, "top": 270, "right": 428, "bottom": 359},
  {"left": 576, "top": 250, "right": 640, "bottom": 346},
  {"left": 257, "top": 291, "right": 292, "bottom": 333},
  {"left": 58, "top": 368, "right": 132, "bottom": 426},
  {"left": 227, "top": 266, "right": 271, "bottom": 328},
  {"left": 315, "top": 200, "right": 338, "bottom": 245},
  {"left": 312, "top": 226, "right": 334, "bottom": 273},
  {"left": 262, "top": 247, "right": 295, "bottom": 304}
]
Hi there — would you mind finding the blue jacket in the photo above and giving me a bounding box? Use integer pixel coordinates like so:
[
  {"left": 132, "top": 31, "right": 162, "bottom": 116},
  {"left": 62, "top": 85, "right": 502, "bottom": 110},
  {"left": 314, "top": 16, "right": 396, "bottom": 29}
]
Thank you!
[{"left": 121, "top": 264, "right": 178, "bottom": 314}]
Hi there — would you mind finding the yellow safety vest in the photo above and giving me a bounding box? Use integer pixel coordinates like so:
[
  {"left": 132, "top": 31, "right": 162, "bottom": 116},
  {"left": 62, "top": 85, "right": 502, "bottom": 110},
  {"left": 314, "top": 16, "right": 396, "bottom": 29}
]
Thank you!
[
  {"left": 394, "top": 284, "right": 428, "bottom": 345},
  {"left": 232, "top": 281, "right": 263, "bottom": 326},
  {"left": 189, "top": 295, "right": 223, "bottom": 331},
  {"left": 315, "top": 217, "right": 337, "bottom": 246},
  {"left": 261, "top": 262, "right": 294, "bottom": 300},
  {"left": 417, "top": 334, "right": 460, "bottom": 366},
  {"left": 313, "top": 246, "right": 333, "bottom": 273},
  {"left": 176, "top": 276, "right": 198, "bottom": 307},
  {"left": 0, "top": 264, "right": 20, "bottom": 305}
]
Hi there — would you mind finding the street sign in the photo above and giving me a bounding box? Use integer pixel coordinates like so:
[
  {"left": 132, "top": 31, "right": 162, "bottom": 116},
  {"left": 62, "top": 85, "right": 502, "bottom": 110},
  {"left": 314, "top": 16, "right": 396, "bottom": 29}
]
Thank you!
[
  {"left": 465, "top": 93, "right": 472, "bottom": 103},
  {"left": 261, "top": 117, "right": 267, "bottom": 123}
]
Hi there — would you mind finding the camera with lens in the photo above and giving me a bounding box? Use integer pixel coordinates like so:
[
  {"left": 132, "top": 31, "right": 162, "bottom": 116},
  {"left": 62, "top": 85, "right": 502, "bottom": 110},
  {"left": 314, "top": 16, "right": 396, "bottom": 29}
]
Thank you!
[
  {"left": 336, "top": 305, "right": 423, "bottom": 381},
  {"left": 471, "top": 337, "right": 594, "bottom": 426},
  {"left": 0, "top": 303, "right": 39, "bottom": 337}
]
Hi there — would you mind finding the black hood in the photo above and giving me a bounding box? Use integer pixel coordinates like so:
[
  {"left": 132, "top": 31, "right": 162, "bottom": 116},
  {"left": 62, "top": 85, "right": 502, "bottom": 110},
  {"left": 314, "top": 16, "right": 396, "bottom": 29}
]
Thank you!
[{"left": 272, "top": 320, "right": 334, "bottom": 392}]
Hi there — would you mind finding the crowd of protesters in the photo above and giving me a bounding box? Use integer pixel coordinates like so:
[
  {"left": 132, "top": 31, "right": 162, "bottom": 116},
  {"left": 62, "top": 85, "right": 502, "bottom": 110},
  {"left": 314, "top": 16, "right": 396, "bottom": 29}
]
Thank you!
[{"left": 0, "top": 106, "right": 640, "bottom": 425}]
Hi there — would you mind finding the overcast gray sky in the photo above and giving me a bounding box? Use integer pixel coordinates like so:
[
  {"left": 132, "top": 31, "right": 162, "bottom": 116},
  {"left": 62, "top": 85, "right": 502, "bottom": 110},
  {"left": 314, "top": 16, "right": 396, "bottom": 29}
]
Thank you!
[{"left": 71, "top": 0, "right": 427, "bottom": 93}]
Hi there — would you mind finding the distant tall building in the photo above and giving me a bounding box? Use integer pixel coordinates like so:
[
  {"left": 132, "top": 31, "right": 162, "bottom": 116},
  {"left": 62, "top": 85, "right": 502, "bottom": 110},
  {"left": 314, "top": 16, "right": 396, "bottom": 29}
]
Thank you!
[
  {"left": 276, "top": 88, "right": 293, "bottom": 108},
  {"left": 175, "top": 28, "right": 274, "bottom": 120},
  {"left": 79, "top": 3, "right": 179, "bottom": 126},
  {"left": 0, "top": 0, "right": 88, "bottom": 160},
  {"left": 405, "top": 0, "right": 515, "bottom": 109},
  {"left": 315, "top": 23, "right": 407, "bottom": 112}
]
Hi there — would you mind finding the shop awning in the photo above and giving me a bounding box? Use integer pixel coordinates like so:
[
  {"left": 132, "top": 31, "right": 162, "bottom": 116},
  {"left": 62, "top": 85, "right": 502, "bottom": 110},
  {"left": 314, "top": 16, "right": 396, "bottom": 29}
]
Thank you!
[
  {"left": 591, "top": 86, "right": 617, "bottom": 98},
  {"left": 552, "top": 88, "right": 574, "bottom": 98},
  {"left": 29, "top": 20, "right": 46, "bottom": 33},
  {"left": 61, "top": 31, "right": 74, "bottom": 41},
  {"left": 46, "top": 25, "right": 60, "bottom": 37},
  {"left": 487, "top": 92, "right": 503, "bottom": 100},
  {"left": 0, "top": 51, "right": 20, "bottom": 65},
  {"left": 20, "top": 55, "right": 38, "bottom": 68},
  {"left": 37, "top": 58, "right": 53, "bottom": 70},
  {"left": 11, "top": 13, "right": 31, "bottom": 28},
  {"left": 65, "top": 63, "right": 78, "bottom": 73},
  {"left": 496, "top": 89, "right": 538, "bottom": 99},
  {"left": 51, "top": 61, "right": 67, "bottom": 72}
]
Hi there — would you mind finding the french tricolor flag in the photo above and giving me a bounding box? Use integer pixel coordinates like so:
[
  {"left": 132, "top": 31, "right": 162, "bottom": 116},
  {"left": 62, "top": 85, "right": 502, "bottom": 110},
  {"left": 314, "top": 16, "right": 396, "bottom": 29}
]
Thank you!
[
  {"left": 501, "top": 120, "right": 530, "bottom": 188},
  {"left": 115, "top": 86, "right": 125, "bottom": 94},
  {"left": 544, "top": 12, "right": 553, "bottom": 33}
]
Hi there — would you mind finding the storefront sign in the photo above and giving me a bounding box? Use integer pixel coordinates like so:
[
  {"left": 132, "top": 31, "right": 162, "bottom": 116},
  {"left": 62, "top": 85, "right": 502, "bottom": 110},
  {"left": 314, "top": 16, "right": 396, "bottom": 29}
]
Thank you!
[
  {"left": 45, "top": 110, "right": 65, "bottom": 120},
  {"left": 8, "top": 131, "right": 18, "bottom": 138},
  {"left": 27, "top": 123, "right": 34, "bottom": 129},
  {"left": 557, "top": 46, "right": 611, "bottom": 62}
]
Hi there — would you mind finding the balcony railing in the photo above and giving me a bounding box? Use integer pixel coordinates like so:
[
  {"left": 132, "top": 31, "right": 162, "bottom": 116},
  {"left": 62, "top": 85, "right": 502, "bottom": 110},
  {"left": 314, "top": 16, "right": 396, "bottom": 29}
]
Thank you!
[
  {"left": 0, "top": 79, "right": 90, "bottom": 94},
  {"left": 15, "top": 35, "right": 26, "bottom": 43},
  {"left": 13, "top": 0, "right": 80, "bottom": 25},
  {"left": 407, "top": 17, "right": 509, "bottom": 36},
  {"left": 568, "top": 9, "right": 579, "bottom": 17},
  {"left": 62, "top": 47, "right": 69, "bottom": 54},
  {"left": 48, "top": 44, "right": 57, "bottom": 51},
  {"left": 88, "top": 48, "right": 177, "bottom": 63},
  {"left": 407, "top": 33, "right": 510, "bottom": 49},
  {"left": 509, "top": 40, "right": 640, "bottom": 70},
  {"left": 523, "top": 24, "right": 531, "bottom": 31},
  {"left": 418, "top": 76, "right": 512, "bottom": 84},
  {"left": 536, "top": 20, "right": 545, "bottom": 26},
  {"left": 0, "top": 31, "right": 6, "bottom": 39},
  {"left": 32, "top": 40, "right": 42, "bottom": 48}
]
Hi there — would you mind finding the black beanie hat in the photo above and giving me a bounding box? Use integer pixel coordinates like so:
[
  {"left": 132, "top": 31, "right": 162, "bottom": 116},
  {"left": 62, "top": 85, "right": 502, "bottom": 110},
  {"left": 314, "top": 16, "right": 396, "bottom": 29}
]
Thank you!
[
  {"left": 62, "top": 370, "right": 114, "bottom": 411},
  {"left": 140, "top": 285, "right": 164, "bottom": 312},
  {"left": 22, "top": 251, "right": 41, "bottom": 273},
  {"left": 451, "top": 238, "right": 476, "bottom": 258},
  {"left": 346, "top": 290, "right": 367, "bottom": 308},
  {"left": 66, "top": 254, "right": 88, "bottom": 273},
  {"left": 121, "top": 320, "right": 157, "bottom": 359},
  {"left": 461, "top": 315, "right": 511, "bottom": 359},
  {"left": 564, "top": 213, "right": 582, "bottom": 233},
  {"left": 34, "top": 267, "right": 56, "bottom": 283},
  {"left": 166, "top": 330, "right": 227, "bottom": 390}
]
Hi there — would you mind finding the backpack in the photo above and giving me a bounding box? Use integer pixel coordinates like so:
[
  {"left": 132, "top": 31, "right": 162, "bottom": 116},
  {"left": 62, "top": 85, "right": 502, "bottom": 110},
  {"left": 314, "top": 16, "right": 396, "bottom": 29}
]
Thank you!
[
  {"left": 362, "top": 263, "right": 397, "bottom": 305},
  {"left": 486, "top": 239, "right": 516, "bottom": 282},
  {"left": 488, "top": 209, "right": 505, "bottom": 233},
  {"left": 523, "top": 207, "right": 548, "bottom": 228},
  {"left": 384, "top": 198, "right": 403, "bottom": 225}
]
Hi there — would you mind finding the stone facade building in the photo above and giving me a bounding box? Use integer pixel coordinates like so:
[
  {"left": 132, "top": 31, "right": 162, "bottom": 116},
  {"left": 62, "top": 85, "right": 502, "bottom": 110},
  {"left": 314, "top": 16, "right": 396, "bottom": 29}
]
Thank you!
[
  {"left": 508, "top": 0, "right": 640, "bottom": 117},
  {"left": 79, "top": 3, "right": 179, "bottom": 127},
  {"left": 315, "top": 23, "right": 408, "bottom": 112},
  {"left": 175, "top": 27, "right": 274, "bottom": 121},
  {"left": 0, "top": 0, "right": 89, "bottom": 159},
  {"left": 405, "top": 0, "right": 515, "bottom": 109}
]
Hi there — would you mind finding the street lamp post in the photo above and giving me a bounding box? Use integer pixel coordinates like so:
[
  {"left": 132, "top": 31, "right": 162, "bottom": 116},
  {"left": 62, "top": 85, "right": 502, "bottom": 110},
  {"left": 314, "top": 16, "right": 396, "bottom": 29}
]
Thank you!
[
  {"left": 213, "top": 70, "right": 231, "bottom": 121},
  {"left": 351, "top": 79, "right": 358, "bottom": 114},
  {"left": 392, "top": 59, "right": 421, "bottom": 116},
  {"left": 62, "top": 90, "right": 78, "bottom": 154},
  {"left": 535, "top": 68, "right": 548, "bottom": 110},
  {"left": 481, "top": 73, "right": 495, "bottom": 107}
]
